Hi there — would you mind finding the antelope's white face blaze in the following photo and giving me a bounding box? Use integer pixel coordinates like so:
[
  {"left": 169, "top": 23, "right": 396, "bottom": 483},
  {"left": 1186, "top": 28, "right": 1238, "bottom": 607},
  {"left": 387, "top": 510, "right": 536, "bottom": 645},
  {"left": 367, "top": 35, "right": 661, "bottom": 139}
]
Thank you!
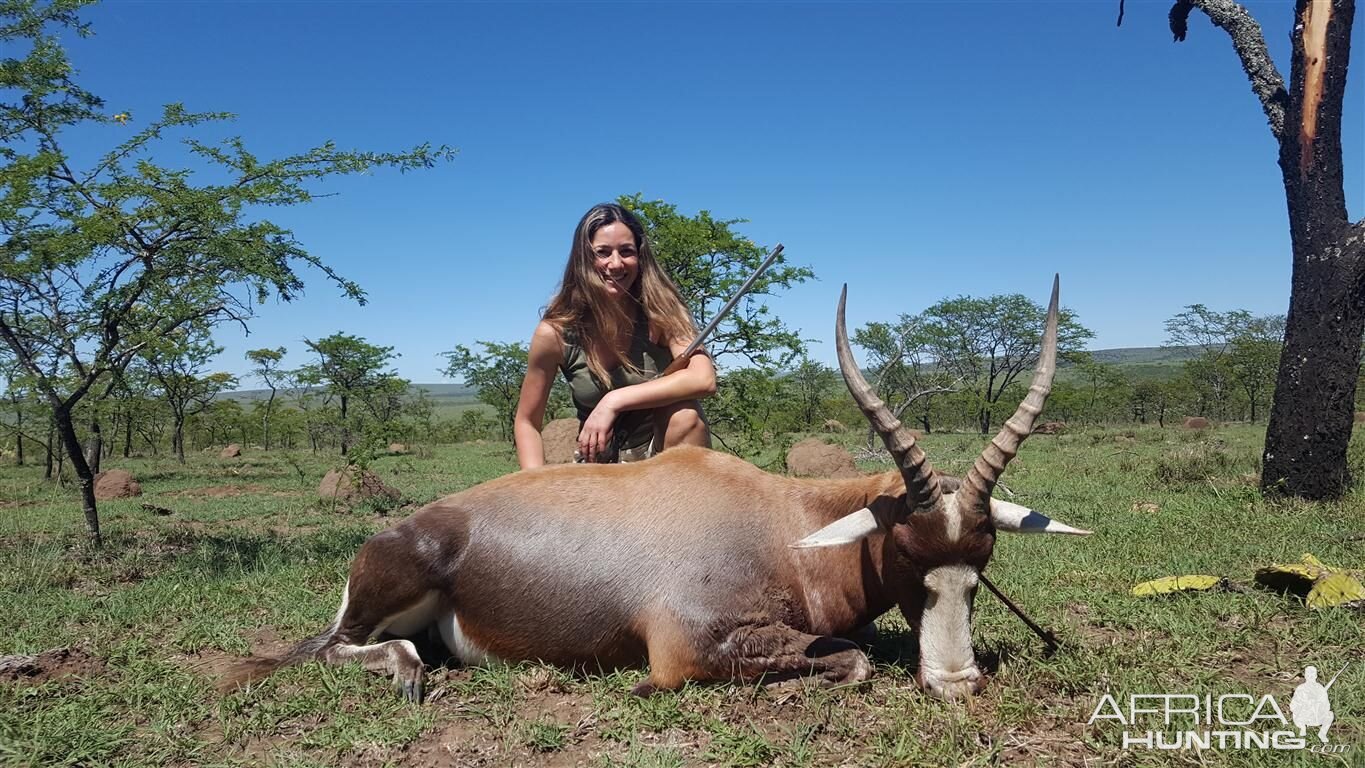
[{"left": 916, "top": 563, "right": 983, "bottom": 700}]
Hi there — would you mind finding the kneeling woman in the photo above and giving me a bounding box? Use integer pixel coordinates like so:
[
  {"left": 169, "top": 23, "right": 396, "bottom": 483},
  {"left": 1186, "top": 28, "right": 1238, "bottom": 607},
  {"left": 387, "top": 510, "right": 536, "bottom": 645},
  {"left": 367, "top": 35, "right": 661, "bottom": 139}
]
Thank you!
[{"left": 514, "top": 203, "right": 716, "bottom": 469}]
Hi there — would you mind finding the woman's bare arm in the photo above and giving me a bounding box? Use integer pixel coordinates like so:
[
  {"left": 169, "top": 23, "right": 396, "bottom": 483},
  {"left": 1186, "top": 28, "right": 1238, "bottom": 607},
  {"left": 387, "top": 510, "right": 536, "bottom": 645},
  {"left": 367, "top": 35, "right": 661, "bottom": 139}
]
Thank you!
[{"left": 512, "top": 321, "right": 564, "bottom": 470}]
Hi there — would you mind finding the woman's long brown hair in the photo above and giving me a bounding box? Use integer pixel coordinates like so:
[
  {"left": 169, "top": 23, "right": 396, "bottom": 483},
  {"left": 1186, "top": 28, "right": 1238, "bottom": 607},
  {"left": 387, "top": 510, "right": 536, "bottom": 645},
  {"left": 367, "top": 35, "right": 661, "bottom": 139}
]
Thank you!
[{"left": 542, "top": 203, "right": 697, "bottom": 386}]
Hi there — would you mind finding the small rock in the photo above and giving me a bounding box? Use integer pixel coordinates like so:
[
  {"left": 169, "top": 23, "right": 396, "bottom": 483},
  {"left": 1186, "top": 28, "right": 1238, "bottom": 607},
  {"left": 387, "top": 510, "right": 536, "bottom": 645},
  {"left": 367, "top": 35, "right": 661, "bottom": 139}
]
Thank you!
[
  {"left": 1182, "top": 416, "right": 1210, "bottom": 429},
  {"left": 219, "top": 444, "right": 242, "bottom": 459}
]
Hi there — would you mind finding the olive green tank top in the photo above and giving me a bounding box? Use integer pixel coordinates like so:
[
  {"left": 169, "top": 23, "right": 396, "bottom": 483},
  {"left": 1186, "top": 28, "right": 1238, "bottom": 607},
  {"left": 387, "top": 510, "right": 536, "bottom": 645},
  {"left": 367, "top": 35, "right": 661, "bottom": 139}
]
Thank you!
[{"left": 560, "top": 319, "right": 673, "bottom": 451}]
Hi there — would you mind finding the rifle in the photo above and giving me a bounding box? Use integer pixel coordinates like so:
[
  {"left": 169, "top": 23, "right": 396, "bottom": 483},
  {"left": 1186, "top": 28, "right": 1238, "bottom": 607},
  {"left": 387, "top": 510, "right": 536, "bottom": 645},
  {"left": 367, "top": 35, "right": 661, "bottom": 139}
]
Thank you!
[
  {"left": 1324, "top": 663, "right": 1349, "bottom": 691},
  {"left": 596, "top": 243, "right": 785, "bottom": 462}
]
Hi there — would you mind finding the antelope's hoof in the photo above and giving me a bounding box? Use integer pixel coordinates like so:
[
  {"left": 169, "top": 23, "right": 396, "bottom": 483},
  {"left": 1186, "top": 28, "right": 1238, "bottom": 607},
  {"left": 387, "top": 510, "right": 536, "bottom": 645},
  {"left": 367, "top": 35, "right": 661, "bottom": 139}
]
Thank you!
[
  {"left": 630, "top": 680, "right": 659, "bottom": 697},
  {"left": 400, "top": 676, "right": 424, "bottom": 703}
]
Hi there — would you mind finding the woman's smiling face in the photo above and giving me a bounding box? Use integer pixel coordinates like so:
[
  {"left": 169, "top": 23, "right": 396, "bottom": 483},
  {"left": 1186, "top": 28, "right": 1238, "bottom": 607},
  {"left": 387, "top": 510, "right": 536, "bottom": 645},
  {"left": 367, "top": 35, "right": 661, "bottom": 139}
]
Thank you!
[{"left": 591, "top": 221, "right": 640, "bottom": 298}]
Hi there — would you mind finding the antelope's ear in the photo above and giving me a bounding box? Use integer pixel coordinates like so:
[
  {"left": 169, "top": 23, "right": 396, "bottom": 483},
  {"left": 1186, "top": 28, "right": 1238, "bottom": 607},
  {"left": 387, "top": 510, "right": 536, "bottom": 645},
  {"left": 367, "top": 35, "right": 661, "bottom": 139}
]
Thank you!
[
  {"left": 789, "top": 507, "right": 885, "bottom": 549},
  {"left": 990, "top": 499, "right": 1092, "bottom": 536}
]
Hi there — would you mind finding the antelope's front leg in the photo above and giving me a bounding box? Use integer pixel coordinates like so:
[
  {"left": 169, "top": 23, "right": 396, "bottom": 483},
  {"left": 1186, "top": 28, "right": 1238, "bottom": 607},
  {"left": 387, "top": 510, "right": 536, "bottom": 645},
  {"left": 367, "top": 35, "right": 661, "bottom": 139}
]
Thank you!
[
  {"left": 716, "top": 623, "right": 874, "bottom": 687},
  {"left": 633, "top": 621, "right": 873, "bottom": 695}
]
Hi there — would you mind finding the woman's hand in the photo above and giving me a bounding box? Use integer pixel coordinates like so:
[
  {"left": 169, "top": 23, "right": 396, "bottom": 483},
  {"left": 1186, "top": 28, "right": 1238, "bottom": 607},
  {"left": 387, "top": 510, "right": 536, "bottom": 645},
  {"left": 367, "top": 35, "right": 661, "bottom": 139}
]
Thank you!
[{"left": 578, "top": 394, "right": 620, "bottom": 463}]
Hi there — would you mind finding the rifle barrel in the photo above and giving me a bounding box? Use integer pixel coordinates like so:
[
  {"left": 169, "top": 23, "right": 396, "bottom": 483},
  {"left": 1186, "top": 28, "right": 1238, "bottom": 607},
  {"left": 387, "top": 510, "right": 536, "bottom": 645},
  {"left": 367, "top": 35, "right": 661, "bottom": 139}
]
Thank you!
[{"left": 680, "top": 244, "right": 784, "bottom": 360}]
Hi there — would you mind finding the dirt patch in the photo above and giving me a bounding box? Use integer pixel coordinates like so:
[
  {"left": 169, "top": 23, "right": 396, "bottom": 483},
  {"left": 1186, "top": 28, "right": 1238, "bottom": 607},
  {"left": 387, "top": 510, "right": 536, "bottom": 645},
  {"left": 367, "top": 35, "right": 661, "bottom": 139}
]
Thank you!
[
  {"left": 0, "top": 647, "right": 105, "bottom": 684},
  {"left": 180, "top": 626, "right": 298, "bottom": 685},
  {"left": 173, "top": 484, "right": 290, "bottom": 498},
  {"left": 376, "top": 667, "right": 600, "bottom": 768},
  {"left": 1061, "top": 603, "right": 1129, "bottom": 648}
]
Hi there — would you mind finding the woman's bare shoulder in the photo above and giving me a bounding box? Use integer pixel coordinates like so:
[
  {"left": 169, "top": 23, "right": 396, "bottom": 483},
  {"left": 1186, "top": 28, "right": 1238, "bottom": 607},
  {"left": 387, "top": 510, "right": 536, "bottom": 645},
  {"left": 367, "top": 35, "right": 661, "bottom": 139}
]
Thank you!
[
  {"left": 532, "top": 319, "right": 563, "bottom": 342},
  {"left": 528, "top": 320, "right": 566, "bottom": 364}
]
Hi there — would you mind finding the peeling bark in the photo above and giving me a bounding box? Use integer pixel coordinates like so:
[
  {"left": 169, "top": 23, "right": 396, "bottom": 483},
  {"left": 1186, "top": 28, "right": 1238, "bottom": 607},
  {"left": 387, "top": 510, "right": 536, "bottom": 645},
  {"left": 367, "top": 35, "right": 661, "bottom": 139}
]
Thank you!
[{"left": 1299, "top": 0, "right": 1333, "bottom": 178}]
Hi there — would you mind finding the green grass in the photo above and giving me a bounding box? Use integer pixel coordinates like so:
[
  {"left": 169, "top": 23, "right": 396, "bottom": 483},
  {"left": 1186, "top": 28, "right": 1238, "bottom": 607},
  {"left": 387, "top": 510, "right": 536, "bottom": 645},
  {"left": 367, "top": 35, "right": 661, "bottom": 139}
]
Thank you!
[{"left": 0, "top": 427, "right": 1361, "bottom": 766}]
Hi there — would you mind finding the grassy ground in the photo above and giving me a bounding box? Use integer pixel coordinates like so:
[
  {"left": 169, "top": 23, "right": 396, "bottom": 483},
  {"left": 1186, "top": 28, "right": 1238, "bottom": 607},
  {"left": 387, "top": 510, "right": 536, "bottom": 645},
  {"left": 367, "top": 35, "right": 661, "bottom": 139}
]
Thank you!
[{"left": 0, "top": 425, "right": 1361, "bottom": 767}]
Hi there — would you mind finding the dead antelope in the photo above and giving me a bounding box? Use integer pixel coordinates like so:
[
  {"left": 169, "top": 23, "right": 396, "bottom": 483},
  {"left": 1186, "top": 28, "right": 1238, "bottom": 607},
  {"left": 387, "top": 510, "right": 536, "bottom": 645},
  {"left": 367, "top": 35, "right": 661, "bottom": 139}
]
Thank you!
[{"left": 224, "top": 277, "right": 1089, "bottom": 701}]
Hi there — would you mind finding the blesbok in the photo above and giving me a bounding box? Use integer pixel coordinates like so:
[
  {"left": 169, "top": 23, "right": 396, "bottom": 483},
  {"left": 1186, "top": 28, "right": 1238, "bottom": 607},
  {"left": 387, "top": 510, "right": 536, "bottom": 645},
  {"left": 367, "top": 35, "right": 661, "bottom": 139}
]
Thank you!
[{"left": 224, "top": 277, "right": 1090, "bottom": 701}]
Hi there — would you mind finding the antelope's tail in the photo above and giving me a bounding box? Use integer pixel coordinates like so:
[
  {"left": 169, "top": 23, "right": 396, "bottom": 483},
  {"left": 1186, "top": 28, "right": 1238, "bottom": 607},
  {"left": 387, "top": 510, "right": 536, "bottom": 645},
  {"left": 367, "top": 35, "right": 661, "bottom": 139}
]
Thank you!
[{"left": 216, "top": 624, "right": 338, "bottom": 694}]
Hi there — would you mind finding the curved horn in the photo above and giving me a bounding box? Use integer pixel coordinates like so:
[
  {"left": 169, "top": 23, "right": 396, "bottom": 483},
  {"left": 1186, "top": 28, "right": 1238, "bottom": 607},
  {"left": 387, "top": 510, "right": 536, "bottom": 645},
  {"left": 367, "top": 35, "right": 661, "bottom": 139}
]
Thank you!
[
  {"left": 958, "top": 275, "right": 1060, "bottom": 513},
  {"left": 836, "top": 285, "right": 942, "bottom": 510},
  {"left": 990, "top": 499, "right": 1092, "bottom": 536},
  {"left": 788, "top": 507, "right": 883, "bottom": 549}
]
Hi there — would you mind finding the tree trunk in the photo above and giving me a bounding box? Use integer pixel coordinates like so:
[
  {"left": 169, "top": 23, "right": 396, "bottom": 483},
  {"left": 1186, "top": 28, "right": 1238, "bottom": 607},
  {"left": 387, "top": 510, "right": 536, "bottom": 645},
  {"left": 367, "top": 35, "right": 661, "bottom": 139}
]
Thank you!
[
  {"left": 87, "top": 419, "right": 102, "bottom": 476},
  {"left": 53, "top": 406, "right": 101, "bottom": 547},
  {"left": 104, "top": 409, "right": 118, "bottom": 459},
  {"left": 13, "top": 397, "right": 22, "bottom": 465},
  {"left": 43, "top": 419, "right": 54, "bottom": 480},
  {"left": 174, "top": 413, "right": 187, "bottom": 464},
  {"left": 123, "top": 413, "right": 133, "bottom": 458},
  {"left": 1260, "top": 0, "right": 1364, "bottom": 499},
  {"left": 263, "top": 389, "right": 276, "bottom": 450},
  {"left": 1262, "top": 257, "right": 1365, "bottom": 495},
  {"left": 340, "top": 394, "right": 350, "bottom": 456}
]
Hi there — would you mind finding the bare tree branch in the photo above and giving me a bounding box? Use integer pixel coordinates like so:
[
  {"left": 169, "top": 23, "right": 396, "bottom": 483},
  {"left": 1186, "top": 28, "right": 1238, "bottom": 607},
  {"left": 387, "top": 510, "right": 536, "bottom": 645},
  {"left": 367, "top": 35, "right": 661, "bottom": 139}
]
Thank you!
[{"left": 1173, "top": 0, "right": 1288, "bottom": 140}]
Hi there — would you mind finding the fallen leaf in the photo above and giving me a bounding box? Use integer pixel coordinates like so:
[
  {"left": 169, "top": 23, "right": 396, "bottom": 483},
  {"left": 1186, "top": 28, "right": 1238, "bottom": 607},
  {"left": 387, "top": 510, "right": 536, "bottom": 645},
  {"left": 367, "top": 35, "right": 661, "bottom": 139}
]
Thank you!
[
  {"left": 1255, "top": 553, "right": 1363, "bottom": 609},
  {"left": 1306, "top": 572, "right": 1365, "bottom": 609},
  {"left": 1132, "top": 575, "right": 1225, "bottom": 597}
]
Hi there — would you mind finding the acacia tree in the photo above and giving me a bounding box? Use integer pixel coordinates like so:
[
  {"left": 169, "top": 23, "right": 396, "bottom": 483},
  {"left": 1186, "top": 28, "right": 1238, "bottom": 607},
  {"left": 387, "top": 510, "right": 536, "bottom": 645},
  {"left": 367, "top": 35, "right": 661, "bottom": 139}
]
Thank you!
[
  {"left": 143, "top": 329, "right": 236, "bottom": 463},
  {"left": 1165, "top": 305, "right": 1284, "bottom": 421},
  {"left": 300, "top": 333, "right": 399, "bottom": 457},
  {"left": 1135, "top": 1, "right": 1361, "bottom": 497},
  {"left": 705, "top": 367, "right": 786, "bottom": 454},
  {"left": 919, "top": 293, "right": 1092, "bottom": 434},
  {"left": 443, "top": 341, "right": 533, "bottom": 442},
  {"left": 854, "top": 314, "right": 961, "bottom": 436},
  {"left": 1229, "top": 315, "right": 1285, "bottom": 422},
  {"left": 0, "top": 1, "right": 454, "bottom": 545},
  {"left": 246, "top": 346, "right": 286, "bottom": 450},
  {"left": 786, "top": 356, "right": 838, "bottom": 431}
]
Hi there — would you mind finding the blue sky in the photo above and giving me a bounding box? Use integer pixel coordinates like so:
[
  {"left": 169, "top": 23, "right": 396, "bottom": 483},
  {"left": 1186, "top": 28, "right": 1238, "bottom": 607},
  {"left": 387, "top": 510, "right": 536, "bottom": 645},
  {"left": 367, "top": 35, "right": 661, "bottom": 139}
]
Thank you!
[{"left": 67, "top": 1, "right": 1362, "bottom": 385}]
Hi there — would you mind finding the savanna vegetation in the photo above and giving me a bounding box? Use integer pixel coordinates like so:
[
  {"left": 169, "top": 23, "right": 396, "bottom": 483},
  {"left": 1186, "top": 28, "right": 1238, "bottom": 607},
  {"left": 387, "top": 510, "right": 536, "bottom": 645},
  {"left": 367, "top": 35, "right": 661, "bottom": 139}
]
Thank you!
[{"left": 1, "top": 426, "right": 1361, "bottom": 767}]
